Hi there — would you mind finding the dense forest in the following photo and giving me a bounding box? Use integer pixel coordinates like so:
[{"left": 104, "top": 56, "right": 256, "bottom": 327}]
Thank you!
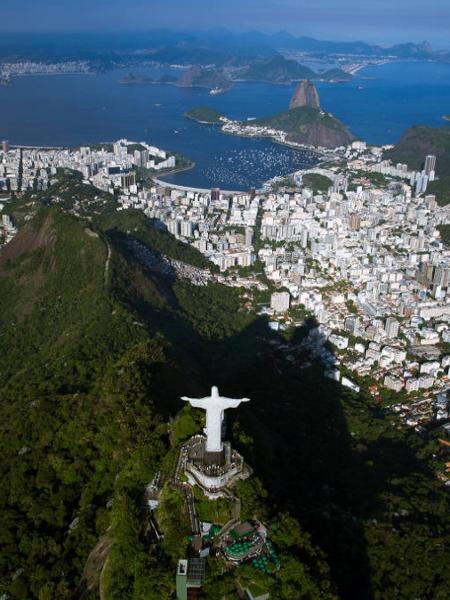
[{"left": 0, "top": 178, "right": 449, "bottom": 599}]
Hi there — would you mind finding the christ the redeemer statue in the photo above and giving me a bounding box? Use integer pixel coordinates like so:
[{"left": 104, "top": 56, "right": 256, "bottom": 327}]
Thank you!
[{"left": 182, "top": 386, "right": 250, "bottom": 453}]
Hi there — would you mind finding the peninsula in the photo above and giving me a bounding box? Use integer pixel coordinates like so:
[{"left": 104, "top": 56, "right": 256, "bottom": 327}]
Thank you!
[
  {"left": 188, "top": 80, "right": 355, "bottom": 149},
  {"left": 254, "top": 80, "right": 355, "bottom": 147},
  {"left": 185, "top": 106, "right": 224, "bottom": 124},
  {"left": 251, "top": 104, "right": 355, "bottom": 148}
]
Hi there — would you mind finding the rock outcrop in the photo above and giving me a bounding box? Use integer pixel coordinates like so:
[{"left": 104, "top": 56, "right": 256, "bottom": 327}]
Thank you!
[{"left": 289, "top": 80, "right": 321, "bottom": 110}]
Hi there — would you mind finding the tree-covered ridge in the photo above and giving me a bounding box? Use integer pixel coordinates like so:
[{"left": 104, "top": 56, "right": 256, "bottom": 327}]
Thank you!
[
  {"left": 384, "top": 125, "right": 450, "bottom": 205},
  {"left": 385, "top": 124, "right": 450, "bottom": 176},
  {"left": 0, "top": 208, "right": 168, "bottom": 598},
  {"left": 239, "top": 55, "right": 316, "bottom": 84},
  {"left": 0, "top": 199, "right": 254, "bottom": 598},
  {"left": 249, "top": 105, "right": 355, "bottom": 148},
  {"left": 97, "top": 208, "right": 213, "bottom": 271},
  {"left": 253, "top": 106, "right": 351, "bottom": 135},
  {"left": 237, "top": 55, "right": 352, "bottom": 85},
  {"left": 318, "top": 68, "right": 353, "bottom": 82},
  {"left": 428, "top": 177, "right": 450, "bottom": 206}
]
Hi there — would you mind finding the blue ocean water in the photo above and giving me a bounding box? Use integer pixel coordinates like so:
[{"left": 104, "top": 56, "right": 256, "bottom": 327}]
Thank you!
[{"left": 0, "top": 61, "right": 449, "bottom": 189}]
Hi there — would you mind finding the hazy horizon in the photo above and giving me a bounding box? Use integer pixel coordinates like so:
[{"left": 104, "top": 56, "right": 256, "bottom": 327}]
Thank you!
[{"left": 2, "top": 0, "right": 450, "bottom": 49}]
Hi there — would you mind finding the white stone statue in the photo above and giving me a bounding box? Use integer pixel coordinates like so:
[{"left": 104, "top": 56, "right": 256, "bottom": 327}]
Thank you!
[{"left": 181, "top": 386, "right": 250, "bottom": 453}]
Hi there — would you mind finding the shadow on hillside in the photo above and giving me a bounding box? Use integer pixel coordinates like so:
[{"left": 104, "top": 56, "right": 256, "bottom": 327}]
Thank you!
[
  {"left": 167, "top": 320, "right": 441, "bottom": 598},
  {"left": 107, "top": 232, "right": 441, "bottom": 598},
  {"left": 186, "top": 319, "right": 441, "bottom": 599}
]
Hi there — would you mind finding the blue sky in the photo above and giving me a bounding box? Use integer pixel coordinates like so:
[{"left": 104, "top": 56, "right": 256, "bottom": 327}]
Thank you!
[{"left": 2, "top": 0, "right": 450, "bottom": 47}]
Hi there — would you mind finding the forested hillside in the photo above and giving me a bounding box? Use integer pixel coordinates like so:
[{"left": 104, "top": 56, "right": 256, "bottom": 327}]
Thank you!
[
  {"left": 385, "top": 125, "right": 450, "bottom": 176},
  {"left": 385, "top": 124, "right": 450, "bottom": 205}
]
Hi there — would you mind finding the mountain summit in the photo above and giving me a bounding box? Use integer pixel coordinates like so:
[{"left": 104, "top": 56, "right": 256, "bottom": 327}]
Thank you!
[{"left": 289, "top": 80, "right": 321, "bottom": 110}]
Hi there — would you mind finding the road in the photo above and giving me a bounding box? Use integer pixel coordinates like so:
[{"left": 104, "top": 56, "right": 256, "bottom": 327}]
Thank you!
[
  {"left": 152, "top": 177, "right": 243, "bottom": 195},
  {"left": 172, "top": 437, "right": 203, "bottom": 535},
  {"left": 103, "top": 240, "right": 112, "bottom": 288}
]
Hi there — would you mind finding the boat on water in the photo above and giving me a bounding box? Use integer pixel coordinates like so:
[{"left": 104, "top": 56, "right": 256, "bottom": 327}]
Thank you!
[{"left": 209, "top": 87, "right": 227, "bottom": 95}]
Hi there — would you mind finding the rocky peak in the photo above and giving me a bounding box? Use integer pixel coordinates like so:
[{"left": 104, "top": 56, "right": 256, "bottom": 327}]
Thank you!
[{"left": 289, "top": 80, "right": 320, "bottom": 110}]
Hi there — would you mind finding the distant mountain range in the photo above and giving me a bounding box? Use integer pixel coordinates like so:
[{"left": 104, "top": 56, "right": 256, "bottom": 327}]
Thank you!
[
  {"left": 141, "top": 32, "right": 439, "bottom": 66},
  {"left": 0, "top": 30, "right": 445, "bottom": 66},
  {"left": 269, "top": 33, "right": 434, "bottom": 58}
]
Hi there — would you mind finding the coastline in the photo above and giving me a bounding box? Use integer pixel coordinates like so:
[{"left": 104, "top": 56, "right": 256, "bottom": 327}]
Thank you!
[
  {"left": 216, "top": 122, "right": 330, "bottom": 159},
  {"left": 184, "top": 115, "right": 222, "bottom": 125},
  {"left": 161, "top": 123, "right": 327, "bottom": 192},
  {"left": 152, "top": 161, "right": 196, "bottom": 179},
  {"left": 3, "top": 138, "right": 329, "bottom": 194},
  {"left": 11, "top": 144, "right": 65, "bottom": 150},
  {"left": 1, "top": 71, "right": 94, "bottom": 86},
  {"left": 152, "top": 176, "right": 243, "bottom": 195},
  {"left": 7, "top": 58, "right": 448, "bottom": 191}
]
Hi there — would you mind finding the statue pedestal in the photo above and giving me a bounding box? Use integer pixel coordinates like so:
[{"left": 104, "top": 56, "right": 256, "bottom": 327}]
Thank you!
[
  {"left": 203, "top": 449, "right": 225, "bottom": 467},
  {"left": 183, "top": 436, "right": 250, "bottom": 499}
]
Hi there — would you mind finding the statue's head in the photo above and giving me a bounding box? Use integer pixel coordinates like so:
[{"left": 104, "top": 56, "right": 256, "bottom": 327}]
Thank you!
[{"left": 211, "top": 385, "right": 219, "bottom": 398}]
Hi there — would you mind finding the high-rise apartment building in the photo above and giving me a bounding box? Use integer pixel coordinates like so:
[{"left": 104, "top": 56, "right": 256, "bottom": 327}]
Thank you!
[{"left": 424, "top": 155, "right": 436, "bottom": 176}]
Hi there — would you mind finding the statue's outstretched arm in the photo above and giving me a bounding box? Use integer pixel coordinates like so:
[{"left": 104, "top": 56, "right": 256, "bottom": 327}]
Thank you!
[
  {"left": 181, "top": 396, "right": 209, "bottom": 409},
  {"left": 222, "top": 397, "right": 251, "bottom": 408}
]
